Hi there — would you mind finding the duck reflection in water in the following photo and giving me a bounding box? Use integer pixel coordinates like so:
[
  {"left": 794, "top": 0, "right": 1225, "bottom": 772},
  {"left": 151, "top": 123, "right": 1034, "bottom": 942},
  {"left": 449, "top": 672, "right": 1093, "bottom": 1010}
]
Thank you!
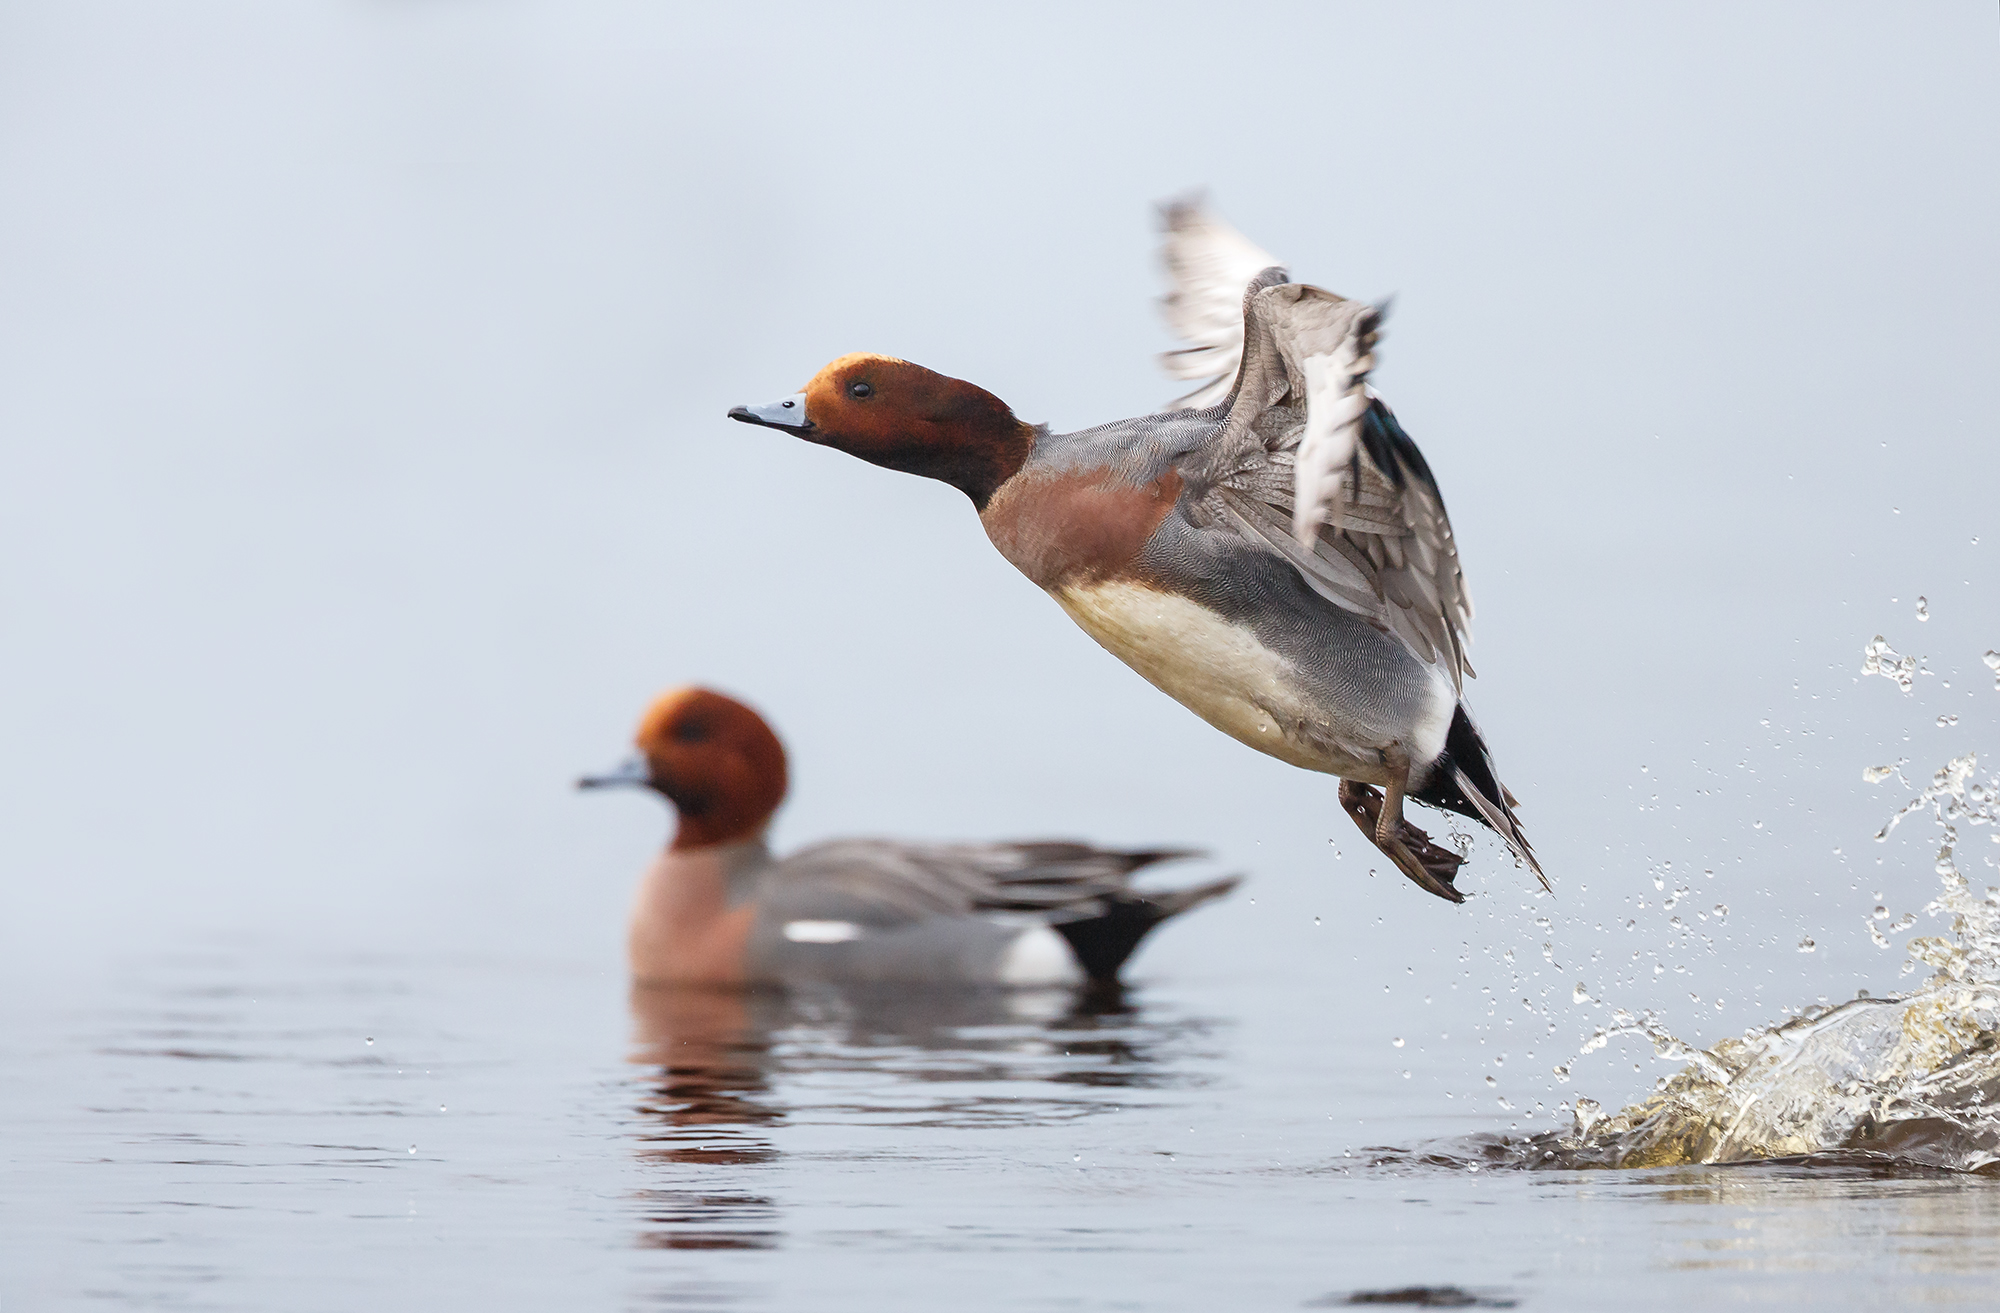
[
  {"left": 629, "top": 983, "right": 789, "bottom": 1170},
  {"left": 626, "top": 978, "right": 1191, "bottom": 1254},
  {"left": 628, "top": 977, "right": 1180, "bottom": 1148},
  {"left": 627, "top": 984, "right": 788, "bottom": 1255}
]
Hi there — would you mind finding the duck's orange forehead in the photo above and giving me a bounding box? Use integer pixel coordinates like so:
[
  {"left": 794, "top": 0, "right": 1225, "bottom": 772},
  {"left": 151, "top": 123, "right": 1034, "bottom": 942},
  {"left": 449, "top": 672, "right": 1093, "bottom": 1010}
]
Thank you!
[
  {"left": 635, "top": 686, "right": 702, "bottom": 745},
  {"left": 634, "top": 686, "right": 766, "bottom": 752},
  {"left": 806, "top": 352, "right": 909, "bottom": 390}
]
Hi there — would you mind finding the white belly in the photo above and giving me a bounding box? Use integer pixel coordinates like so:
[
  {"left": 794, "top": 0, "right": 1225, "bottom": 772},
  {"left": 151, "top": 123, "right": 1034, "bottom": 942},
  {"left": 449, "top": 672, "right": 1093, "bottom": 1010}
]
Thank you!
[{"left": 1052, "top": 578, "right": 1387, "bottom": 779}]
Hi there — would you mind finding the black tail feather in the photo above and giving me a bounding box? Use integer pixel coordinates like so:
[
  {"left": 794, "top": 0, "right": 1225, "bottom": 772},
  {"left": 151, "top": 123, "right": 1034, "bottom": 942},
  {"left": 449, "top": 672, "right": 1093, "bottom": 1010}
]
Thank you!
[
  {"left": 1052, "top": 876, "right": 1242, "bottom": 984},
  {"left": 1410, "top": 705, "right": 1546, "bottom": 889}
]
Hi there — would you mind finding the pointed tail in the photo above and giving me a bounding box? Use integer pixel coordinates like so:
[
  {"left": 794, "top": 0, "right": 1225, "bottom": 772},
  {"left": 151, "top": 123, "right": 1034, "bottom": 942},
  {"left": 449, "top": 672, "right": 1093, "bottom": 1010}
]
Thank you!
[
  {"left": 1052, "top": 875, "right": 1244, "bottom": 983},
  {"left": 1413, "top": 705, "right": 1549, "bottom": 893}
]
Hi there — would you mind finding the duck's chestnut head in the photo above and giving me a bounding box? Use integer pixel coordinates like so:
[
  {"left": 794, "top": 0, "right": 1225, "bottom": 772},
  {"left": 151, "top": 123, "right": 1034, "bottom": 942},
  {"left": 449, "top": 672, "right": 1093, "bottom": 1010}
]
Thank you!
[
  {"left": 579, "top": 687, "right": 788, "bottom": 851},
  {"left": 731, "top": 353, "right": 1035, "bottom": 509}
]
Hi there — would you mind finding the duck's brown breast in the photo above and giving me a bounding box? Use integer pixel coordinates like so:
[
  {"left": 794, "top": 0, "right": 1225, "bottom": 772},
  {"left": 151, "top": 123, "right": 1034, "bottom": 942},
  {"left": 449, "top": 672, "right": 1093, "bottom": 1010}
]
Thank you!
[{"left": 978, "top": 466, "right": 1182, "bottom": 590}]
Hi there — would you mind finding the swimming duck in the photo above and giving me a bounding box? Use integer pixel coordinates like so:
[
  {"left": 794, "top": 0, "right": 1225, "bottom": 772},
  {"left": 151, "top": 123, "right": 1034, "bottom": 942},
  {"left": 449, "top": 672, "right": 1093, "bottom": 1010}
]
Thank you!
[
  {"left": 580, "top": 686, "right": 1240, "bottom": 987},
  {"left": 730, "top": 200, "right": 1543, "bottom": 904}
]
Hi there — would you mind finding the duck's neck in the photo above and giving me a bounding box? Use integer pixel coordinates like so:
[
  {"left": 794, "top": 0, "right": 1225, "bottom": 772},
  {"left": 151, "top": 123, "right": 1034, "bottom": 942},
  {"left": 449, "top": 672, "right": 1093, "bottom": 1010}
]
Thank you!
[
  {"left": 629, "top": 835, "right": 771, "bottom": 987},
  {"left": 929, "top": 420, "right": 1039, "bottom": 510},
  {"left": 850, "top": 418, "right": 1040, "bottom": 510}
]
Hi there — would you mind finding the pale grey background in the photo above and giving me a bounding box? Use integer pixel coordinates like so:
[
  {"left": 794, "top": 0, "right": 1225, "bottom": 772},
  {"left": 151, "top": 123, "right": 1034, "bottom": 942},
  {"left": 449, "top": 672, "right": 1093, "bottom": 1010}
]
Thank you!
[{"left": 2, "top": 0, "right": 1996, "bottom": 1114}]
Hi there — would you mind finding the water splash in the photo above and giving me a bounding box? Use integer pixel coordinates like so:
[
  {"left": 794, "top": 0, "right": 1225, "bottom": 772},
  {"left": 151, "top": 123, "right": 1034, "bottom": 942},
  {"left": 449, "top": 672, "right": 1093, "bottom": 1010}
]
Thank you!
[{"left": 1384, "top": 749, "right": 2000, "bottom": 1176}]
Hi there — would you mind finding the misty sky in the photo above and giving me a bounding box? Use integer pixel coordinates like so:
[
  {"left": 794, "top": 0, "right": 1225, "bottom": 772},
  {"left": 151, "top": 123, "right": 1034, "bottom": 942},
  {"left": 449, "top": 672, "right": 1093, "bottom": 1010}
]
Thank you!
[{"left": 1, "top": 3, "right": 1995, "bottom": 1060}]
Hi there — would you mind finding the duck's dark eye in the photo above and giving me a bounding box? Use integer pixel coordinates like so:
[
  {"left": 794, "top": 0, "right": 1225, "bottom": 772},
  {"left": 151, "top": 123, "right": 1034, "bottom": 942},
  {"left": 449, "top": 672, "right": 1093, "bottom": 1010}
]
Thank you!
[
  {"left": 673, "top": 718, "right": 710, "bottom": 744},
  {"left": 848, "top": 381, "right": 874, "bottom": 400}
]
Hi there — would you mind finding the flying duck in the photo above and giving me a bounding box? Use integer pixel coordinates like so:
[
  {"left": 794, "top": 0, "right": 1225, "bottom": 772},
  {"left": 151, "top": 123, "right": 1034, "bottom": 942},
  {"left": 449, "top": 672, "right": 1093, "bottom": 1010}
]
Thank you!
[{"left": 729, "top": 200, "right": 1543, "bottom": 903}]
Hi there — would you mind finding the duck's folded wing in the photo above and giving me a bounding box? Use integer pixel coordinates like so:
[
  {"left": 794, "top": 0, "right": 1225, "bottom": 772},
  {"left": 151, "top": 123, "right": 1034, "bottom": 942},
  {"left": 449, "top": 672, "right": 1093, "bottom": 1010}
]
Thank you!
[
  {"left": 1156, "top": 198, "right": 1285, "bottom": 411},
  {"left": 1182, "top": 279, "right": 1475, "bottom": 690},
  {"left": 777, "top": 840, "right": 1201, "bottom": 922}
]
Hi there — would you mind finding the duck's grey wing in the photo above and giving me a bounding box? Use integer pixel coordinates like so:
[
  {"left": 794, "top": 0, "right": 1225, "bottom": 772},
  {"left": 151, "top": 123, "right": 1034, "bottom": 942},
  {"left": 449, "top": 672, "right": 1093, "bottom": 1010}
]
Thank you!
[
  {"left": 1156, "top": 196, "right": 1285, "bottom": 411},
  {"left": 748, "top": 841, "right": 1232, "bottom": 986},
  {"left": 1177, "top": 278, "right": 1475, "bottom": 692},
  {"left": 773, "top": 839, "right": 1204, "bottom": 921}
]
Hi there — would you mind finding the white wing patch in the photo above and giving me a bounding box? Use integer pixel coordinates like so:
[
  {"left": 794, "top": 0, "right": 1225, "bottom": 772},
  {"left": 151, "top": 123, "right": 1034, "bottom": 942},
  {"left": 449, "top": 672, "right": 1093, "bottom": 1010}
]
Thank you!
[
  {"left": 998, "top": 925, "right": 1085, "bottom": 987},
  {"left": 1291, "top": 345, "right": 1372, "bottom": 547},
  {"left": 783, "top": 920, "right": 865, "bottom": 944}
]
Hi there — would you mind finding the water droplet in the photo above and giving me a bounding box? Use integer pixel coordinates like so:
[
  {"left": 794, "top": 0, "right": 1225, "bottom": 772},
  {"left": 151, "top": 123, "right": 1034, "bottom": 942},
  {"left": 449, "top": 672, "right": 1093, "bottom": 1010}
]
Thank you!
[
  {"left": 1916, "top": 596, "right": 1929, "bottom": 621},
  {"left": 1938, "top": 715, "right": 1959, "bottom": 728},
  {"left": 1400, "top": 1070, "right": 1412, "bottom": 1080},
  {"left": 365, "top": 1037, "right": 375, "bottom": 1046},
  {"left": 1484, "top": 1075, "right": 1496, "bottom": 1087},
  {"left": 1072, "top": 1153, "right": 1081, "bottom": 1162},
  {"left": 1753, "top": 820, "right": 1764, "bottom": 830},
  {"left": 1713, "top": 904, "right": 1728, "bottom": 919},
  {"left": 1392, "top": 1037, "right": 1405, "bottom": 1048},
  {"left": 1874, "top": 905, "right": 1890, "bottom": 920},
  {"left": 1572, "top": 982, "right": 1591, "bottom": 1004},
  {"left": 1861, "top": 636, "right": 1918, "bottom": 693},
  {"left": 407, "top": 1145, "right": 416, "bottom": 1155},
  {"left": 1983, "top": 650, "right": 2000, "bottom": 671},
  {"left": 439, "top": 1105, "right": 447, "bottom": 1113},
  {"left": 1797, "top": 937, "right": 1817, "bottom": 953},
  {"left": 1313, "top": 915, "right": 1321, "bottom": 926},
  {"left": 1864, "top": 765, "right": 1895, "bottom": 784}
]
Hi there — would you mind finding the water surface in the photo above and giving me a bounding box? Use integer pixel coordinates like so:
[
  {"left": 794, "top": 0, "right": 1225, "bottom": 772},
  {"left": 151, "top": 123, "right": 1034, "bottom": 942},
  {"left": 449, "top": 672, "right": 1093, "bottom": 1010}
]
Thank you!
[{"left": 9, "top": 945, "right": 2000, "bottom": 1310}]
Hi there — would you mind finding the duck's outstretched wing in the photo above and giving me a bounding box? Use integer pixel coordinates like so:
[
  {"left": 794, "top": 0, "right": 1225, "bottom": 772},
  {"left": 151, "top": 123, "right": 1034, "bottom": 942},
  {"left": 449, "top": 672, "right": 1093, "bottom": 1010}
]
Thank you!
[
  {"left": 1156, "top": 197, "right": 1284, "bottom": 411},
  {"left": 778, "top": 839, "right": 1219, "bottom": 921},
  {"left": 1179, "top": 274, "right": 1475, "bottom": 691}
]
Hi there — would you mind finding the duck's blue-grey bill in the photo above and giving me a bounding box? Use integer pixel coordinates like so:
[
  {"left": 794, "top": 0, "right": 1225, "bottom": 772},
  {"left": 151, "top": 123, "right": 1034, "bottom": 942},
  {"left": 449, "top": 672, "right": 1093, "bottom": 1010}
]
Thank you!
[
  {"left": 577, "top": 756, "right": 651, "bottom": 790},
  {"left": 727, "top": 393, "right": 812, "bottom": 429}
]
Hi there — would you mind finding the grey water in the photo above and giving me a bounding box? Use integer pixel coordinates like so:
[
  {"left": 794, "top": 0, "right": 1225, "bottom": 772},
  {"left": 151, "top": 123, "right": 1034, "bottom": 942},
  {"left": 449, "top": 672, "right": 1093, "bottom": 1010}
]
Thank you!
[
  {"left": 5, "top": 3, "right": 2000, "bottom": 1309},
  {"left": 12, "top": 946, "right": 2000, "bottom": 1311}
]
